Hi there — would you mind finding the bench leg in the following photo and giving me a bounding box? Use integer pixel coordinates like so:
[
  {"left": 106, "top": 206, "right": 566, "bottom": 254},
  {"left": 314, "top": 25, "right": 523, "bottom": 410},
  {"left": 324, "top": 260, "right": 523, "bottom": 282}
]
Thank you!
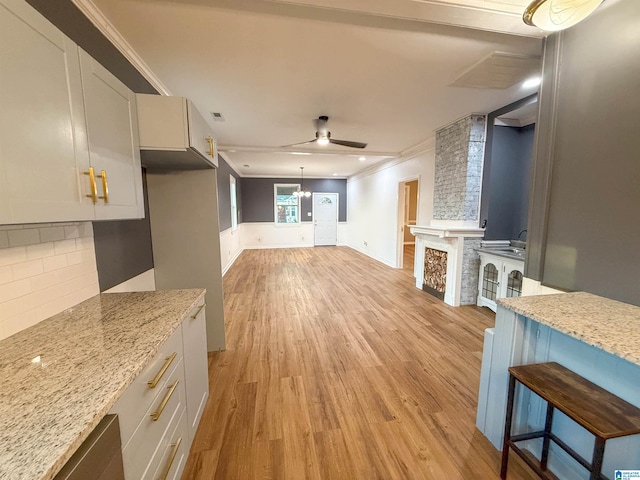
[
  {"left": 590, "top": 437, "right": 605, "bottom": 480},
  {"left": 501, "top": 374, "right": 517, "bottom": 479},
  {"left": 540, "top": 403, "right": 554, "bottom": 470}
]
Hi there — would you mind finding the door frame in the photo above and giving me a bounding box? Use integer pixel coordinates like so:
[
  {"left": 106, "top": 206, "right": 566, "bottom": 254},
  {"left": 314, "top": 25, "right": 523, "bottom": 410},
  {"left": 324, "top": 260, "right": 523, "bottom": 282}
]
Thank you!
[
  {"left": 312, "top": 192, "right": 339, "bottom": 246},
  {"left": 396, "top": 176, "right": 420, "bottom": 268}
]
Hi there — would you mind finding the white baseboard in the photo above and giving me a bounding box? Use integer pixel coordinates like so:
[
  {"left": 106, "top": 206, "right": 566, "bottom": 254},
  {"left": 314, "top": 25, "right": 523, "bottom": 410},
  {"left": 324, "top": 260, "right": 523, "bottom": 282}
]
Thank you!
[
  {"left": 244, "top": 244, "right": 314, "bottom": 250},
  {"left": 221, "top": 247, "right": 243, "bottom": 276},
  {"left": 346, "top": 243, "right": 396, "bottom": 269}
]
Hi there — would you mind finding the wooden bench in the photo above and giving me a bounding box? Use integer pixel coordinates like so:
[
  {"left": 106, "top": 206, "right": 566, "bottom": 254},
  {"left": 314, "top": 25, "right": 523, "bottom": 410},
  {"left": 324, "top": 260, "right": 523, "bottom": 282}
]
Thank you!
[{"left": 501, "top": 362, "right": 640, "bottom": 480}]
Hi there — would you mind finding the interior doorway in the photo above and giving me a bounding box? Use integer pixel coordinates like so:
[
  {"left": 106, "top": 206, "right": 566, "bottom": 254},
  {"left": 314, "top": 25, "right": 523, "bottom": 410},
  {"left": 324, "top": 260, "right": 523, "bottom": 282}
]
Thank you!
[{"left": 396, "top": 178, "right": 419, "bottom": 270}]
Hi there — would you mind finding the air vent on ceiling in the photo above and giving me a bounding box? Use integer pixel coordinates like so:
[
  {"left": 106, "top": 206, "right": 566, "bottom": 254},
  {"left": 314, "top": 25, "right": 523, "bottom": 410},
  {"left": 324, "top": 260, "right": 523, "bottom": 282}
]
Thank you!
[
  {"left": 450, "top": 52, "right": 541, "bottom": 89},
  {"left": 210, "top": 112, "right": 225, "bottom": 122}
]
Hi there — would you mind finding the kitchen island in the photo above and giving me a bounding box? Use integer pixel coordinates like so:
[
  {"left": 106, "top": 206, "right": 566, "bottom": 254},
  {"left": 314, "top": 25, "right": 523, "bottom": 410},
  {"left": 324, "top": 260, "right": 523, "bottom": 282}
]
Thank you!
[
  {"left": 476, "top": 292, "right": 640, "bottom": 478},
  {"left": 0, "top": 289, "right": 205, "bottom": 480}
]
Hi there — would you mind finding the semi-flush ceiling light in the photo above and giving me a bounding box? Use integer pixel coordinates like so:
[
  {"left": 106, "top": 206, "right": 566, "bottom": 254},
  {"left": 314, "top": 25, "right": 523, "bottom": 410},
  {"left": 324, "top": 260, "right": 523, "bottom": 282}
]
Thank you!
[
  {"left": 293, "top": 166, "right": 311, "bottom": 198},
  {"left": 317, "top": 136, "right": 330, "bottom": 146},
  {"left": 523, "top": 0, "right": 604, "bottom": 31},
  {"left": 359, "top": 156, "right": 366, "bottom": 162}
]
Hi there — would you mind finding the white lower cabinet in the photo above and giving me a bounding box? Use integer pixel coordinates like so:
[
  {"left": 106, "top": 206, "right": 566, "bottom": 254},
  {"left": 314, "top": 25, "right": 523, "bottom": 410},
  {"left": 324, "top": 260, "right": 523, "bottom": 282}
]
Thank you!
[
  {"left": 182, "top": 302, "right": 209, "bottom": 445},
  {"left": 477, "top": 252, "right": 524, "bottom": 312},
  {"left": 110, "top": 305, "right": 209, "bottom": 479}
]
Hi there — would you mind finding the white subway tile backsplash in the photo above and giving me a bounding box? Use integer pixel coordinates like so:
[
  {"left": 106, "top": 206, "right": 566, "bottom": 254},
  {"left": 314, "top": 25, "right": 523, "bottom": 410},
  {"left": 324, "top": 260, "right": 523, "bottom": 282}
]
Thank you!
[
  {"left": 79, "top": 223, "right": 93, "bottom": 238},
  {"left": 26, "top": 242, "right": 55, "bottom": 260},
  {"left": 0, "top": 279, "right": 31, "bottom": 303},
  {"left": 8, "top": 228, "right": 40, "bottom": 247},
  {"left": 53, "top": 239, "right": 76, "bottom": 255},
  {"left": 0, "top": 222, "right": 99, "bottom": 340},
  {"left": 66, "top": 251, "right": 83, "bottom": 266},
  {"left": 40, "top": 226, "right": 66, "bottom": 243},
  {"left": 12, "top": 260, "right": 44, "bottom": 281},
  {"left": 0, "top": 265, "right": 13, "bottom": 285},
  {"left": 0, "top": 247, "right": 27, "bottom": 267},
  {"left": 64, "top": 225, "right": 80, "bottom": 239},
  {"left": 43, "top": 255, "right": 68, "bottom": 272},
  {"left": 75, "top": 236, "right": 94, "bottom": 251}
]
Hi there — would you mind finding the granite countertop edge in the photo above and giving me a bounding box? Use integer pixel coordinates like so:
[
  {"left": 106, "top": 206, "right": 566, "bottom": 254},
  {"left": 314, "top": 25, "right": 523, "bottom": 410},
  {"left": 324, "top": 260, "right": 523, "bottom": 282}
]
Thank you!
[
  {"left": 0, "top": 288, "right": 206, "bottom": 480},
  {"left": 498, "top": 292, "right": 640, "bottom": 367}
]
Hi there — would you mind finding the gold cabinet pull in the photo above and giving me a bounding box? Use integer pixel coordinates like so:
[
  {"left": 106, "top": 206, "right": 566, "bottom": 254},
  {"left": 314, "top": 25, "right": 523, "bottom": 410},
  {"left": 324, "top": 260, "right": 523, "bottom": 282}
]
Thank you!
[
  {"left": 147, "top": 352, "right": 177, "bottom": 388},
  {"left": 84, "top": 167, "right": 98, "bottom": 203},
  {"left": 151, "top": 379, "right": 179, "bottom": 421},
  {"left": 158, "top": 437, "right": 182, "bottom": 480},
  {"left": 205, "top": 136, "right": 215, "bottom": 157},
  {"left": 191, "top": 303, "right": 206, "bottom": 319},
  {"left": 98, "top": 169, "right": 109, "bottom": 203}
]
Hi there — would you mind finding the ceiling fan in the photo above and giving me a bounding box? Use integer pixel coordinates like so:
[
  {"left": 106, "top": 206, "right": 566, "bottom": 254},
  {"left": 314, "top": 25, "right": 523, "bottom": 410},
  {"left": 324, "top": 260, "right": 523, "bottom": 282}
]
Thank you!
[{"left": 282, "top": 116, "right": 367, "bottom": 149}]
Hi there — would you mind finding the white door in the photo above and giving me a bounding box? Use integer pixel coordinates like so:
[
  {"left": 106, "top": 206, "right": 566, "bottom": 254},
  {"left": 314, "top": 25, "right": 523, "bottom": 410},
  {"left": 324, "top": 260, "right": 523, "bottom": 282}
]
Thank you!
[{"left": 313, "top": 193, "right": 338, "bottom": 246}]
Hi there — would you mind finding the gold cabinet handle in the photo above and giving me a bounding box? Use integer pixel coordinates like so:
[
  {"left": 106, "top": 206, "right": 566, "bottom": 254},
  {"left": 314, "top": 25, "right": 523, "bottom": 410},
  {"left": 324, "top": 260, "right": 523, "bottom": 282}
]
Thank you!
[
  {"left": 191, "top": 303, "right": 206, "bottom": 319},
  {"left": 84, "top": 167, "right": 98, "bottom": 203},
  {"left": 151, "top": 379, "right": 179, "bottom": 421},
  {"left": 205, "top": 136, "right": 215, "bottom": 157},
  {"left": 158, "top": 437, "right": 182, "bottom": 480},
  {"left": 98, "top": 169, "right": 109, "bottom": 203},
  {"left": 147, "top": 352, "right": 177, "bottom": 388}
]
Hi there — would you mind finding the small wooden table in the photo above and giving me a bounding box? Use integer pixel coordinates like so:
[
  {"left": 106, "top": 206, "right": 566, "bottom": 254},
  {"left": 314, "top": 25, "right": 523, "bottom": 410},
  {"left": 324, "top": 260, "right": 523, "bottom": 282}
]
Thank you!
[{"left": 501, "top": 362, "right": 640, "bottom": 480}]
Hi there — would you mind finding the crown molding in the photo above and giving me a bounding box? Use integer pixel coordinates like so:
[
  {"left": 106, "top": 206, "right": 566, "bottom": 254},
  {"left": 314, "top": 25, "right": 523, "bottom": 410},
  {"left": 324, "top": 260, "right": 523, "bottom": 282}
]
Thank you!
[{"left": 71, "top": 0, "right": 172, "bottom": 96}]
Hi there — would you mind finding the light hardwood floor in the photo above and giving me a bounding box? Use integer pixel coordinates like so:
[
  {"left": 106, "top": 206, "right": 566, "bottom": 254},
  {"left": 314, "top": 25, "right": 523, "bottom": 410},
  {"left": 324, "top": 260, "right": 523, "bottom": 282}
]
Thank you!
[{"left": 182, "top": 247, "right": 537, "bottom": 479}]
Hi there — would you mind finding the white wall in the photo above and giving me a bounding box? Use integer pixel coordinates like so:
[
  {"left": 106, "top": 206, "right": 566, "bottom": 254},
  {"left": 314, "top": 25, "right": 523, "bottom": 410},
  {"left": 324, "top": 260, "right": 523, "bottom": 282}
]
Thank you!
[
  {"left": 220, "top": 225, "right": 244, "bottom": 276},
  {"left": 219, "top": 222, "right": 349, "bottom": 275},
  {"left": 347, "top": 148, "right": 436, "bottom": 268},
  {"left": 0, "top": 222, "right": 100, "bottom": 340}
]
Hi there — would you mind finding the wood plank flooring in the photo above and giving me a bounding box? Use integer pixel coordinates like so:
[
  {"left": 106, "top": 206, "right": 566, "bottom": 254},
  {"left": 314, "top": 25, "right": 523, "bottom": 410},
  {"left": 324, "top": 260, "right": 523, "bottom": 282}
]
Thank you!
[{"left": 182, "top": 247, "right": 538, "bottom": 479}]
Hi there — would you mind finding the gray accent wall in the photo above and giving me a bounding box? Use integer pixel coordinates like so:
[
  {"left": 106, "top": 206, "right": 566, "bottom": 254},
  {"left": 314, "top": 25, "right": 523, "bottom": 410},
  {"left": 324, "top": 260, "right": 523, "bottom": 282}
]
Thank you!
[
  {"left": 242, "top": 178, "right": 347, "bottom": 222},
  {"left": 483, "top": 125, "right": 534, "bottom": 241},
  {"left": 527, "top": 0, "right": 640, "bottom": 305},
  {"left": 93, "top": 171, "right": 154, "bottom": 292},
  {"left": 216, "top": 155, "right": 243, "bottom": 231}
]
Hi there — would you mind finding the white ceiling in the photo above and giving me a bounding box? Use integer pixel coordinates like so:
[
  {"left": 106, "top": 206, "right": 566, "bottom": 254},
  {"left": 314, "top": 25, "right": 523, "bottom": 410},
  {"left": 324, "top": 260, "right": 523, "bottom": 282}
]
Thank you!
[{"left": 83, "top": 0, "right": 544, "bottom": 177}]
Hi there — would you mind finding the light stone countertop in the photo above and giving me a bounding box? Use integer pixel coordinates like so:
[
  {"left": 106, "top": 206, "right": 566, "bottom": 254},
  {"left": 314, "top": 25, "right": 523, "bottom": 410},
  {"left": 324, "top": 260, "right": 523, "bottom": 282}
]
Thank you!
[
  {"left": 498, "top": 292, "right": 640, "bottom": 366},
  {"left": 0, "top": 289, "right": 206, "bottom": 480}
]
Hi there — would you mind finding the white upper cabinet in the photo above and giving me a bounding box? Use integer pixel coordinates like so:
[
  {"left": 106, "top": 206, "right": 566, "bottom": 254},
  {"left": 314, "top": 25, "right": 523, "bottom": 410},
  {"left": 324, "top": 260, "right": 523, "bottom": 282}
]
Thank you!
[
  {"left": 0, "top": 0, "right": 93, "bottom": 224},
  {"left": 79, "top": 51, "right": 144, "bottom": 220},
  {"left": 136, "top": 94, "right": 218, "bottom": 170},
  {"left": 0, "top": 0, "right": 144, "bottom": 225}
]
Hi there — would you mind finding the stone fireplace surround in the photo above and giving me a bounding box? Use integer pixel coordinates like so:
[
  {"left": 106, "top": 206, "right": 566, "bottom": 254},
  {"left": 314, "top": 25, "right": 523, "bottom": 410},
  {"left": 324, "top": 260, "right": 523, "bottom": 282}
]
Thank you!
[{"left": 410, "top": 225, "right": 485, "bottom": 307}]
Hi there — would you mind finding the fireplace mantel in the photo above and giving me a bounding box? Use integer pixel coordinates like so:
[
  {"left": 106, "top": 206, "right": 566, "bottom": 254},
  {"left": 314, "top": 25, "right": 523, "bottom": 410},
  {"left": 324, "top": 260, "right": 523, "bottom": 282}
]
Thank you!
[
  {"left": 410, "top": 225, "right": 485, "bottom": 306},
  {"left": 410, "top": 225, "right": 485, "bottom": 239}
]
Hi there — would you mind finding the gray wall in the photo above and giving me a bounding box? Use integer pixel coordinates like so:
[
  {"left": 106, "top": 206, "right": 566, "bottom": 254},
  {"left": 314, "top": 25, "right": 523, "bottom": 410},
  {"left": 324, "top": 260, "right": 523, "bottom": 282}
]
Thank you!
[
  {"left": 483, "top": 125, "right": 534, "bottom": 241},
  {"left": 216, "top": 155, "right": 243, "bottom": 231},
  {"left": 93, "top": 171, "right": 154, "bottom": 292},
  {"left": 242, "top": 178, "right": 347, "bottom": 222},
  {"left": 527, "top": 0, "right": 640, "bottom": 305}
]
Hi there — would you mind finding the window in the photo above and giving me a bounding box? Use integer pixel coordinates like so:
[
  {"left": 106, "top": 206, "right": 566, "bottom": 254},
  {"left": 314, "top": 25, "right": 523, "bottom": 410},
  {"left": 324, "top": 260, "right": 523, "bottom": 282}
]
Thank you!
[
  {"left": 230, "top": 175, "right": 238, "bottom": 231},
  {"left": 274, "top": 184, "right": 300, "bottom": 224}
]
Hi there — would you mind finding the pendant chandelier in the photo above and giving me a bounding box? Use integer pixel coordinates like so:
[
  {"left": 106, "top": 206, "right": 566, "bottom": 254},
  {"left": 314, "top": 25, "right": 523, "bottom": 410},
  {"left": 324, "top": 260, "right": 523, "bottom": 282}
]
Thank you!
[
  {"left": 523, "top": 0, "right": 604, "bottom": 31},
  {"left": 293, "top": 166, "right": 311, "bottom": 198}
]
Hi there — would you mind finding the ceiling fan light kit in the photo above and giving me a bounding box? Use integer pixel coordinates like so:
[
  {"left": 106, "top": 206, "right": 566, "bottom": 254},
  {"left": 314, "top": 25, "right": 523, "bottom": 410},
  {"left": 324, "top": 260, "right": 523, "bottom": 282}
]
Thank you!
[
  {"left": 523, "top": 0, "right": 604, "bottom": 31},
  {"left": 282, "top": 116, "right": 367, "bottom": 149}
]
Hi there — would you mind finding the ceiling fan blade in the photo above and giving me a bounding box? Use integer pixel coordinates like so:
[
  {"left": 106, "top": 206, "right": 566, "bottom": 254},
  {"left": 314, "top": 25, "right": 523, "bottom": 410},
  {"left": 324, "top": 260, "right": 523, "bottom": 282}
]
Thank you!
[
  {"left": 329, "top": 138, "right": 367, "bottom": 149},
  {"left": 280, "top": 139, "right": 317, "bottom": 148}
]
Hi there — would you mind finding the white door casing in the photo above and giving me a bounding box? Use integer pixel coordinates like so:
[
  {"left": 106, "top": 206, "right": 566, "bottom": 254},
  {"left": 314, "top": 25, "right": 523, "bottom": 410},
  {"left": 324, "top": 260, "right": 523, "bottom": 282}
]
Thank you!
[{"left": 313, "top": 193, "right": 338, "bottom": 246}]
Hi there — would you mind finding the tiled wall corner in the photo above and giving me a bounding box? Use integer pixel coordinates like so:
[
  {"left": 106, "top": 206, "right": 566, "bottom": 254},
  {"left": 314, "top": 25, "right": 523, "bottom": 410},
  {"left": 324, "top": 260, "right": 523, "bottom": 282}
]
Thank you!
[
  {"left": 0, "top": 222, "right": 99, "bottom": 340},
  {"left": 460, "top": 238, "right": 482, "bottom": 305},
  {"left": 433, "top": 114, "right": 486, "bottom": 222}
]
